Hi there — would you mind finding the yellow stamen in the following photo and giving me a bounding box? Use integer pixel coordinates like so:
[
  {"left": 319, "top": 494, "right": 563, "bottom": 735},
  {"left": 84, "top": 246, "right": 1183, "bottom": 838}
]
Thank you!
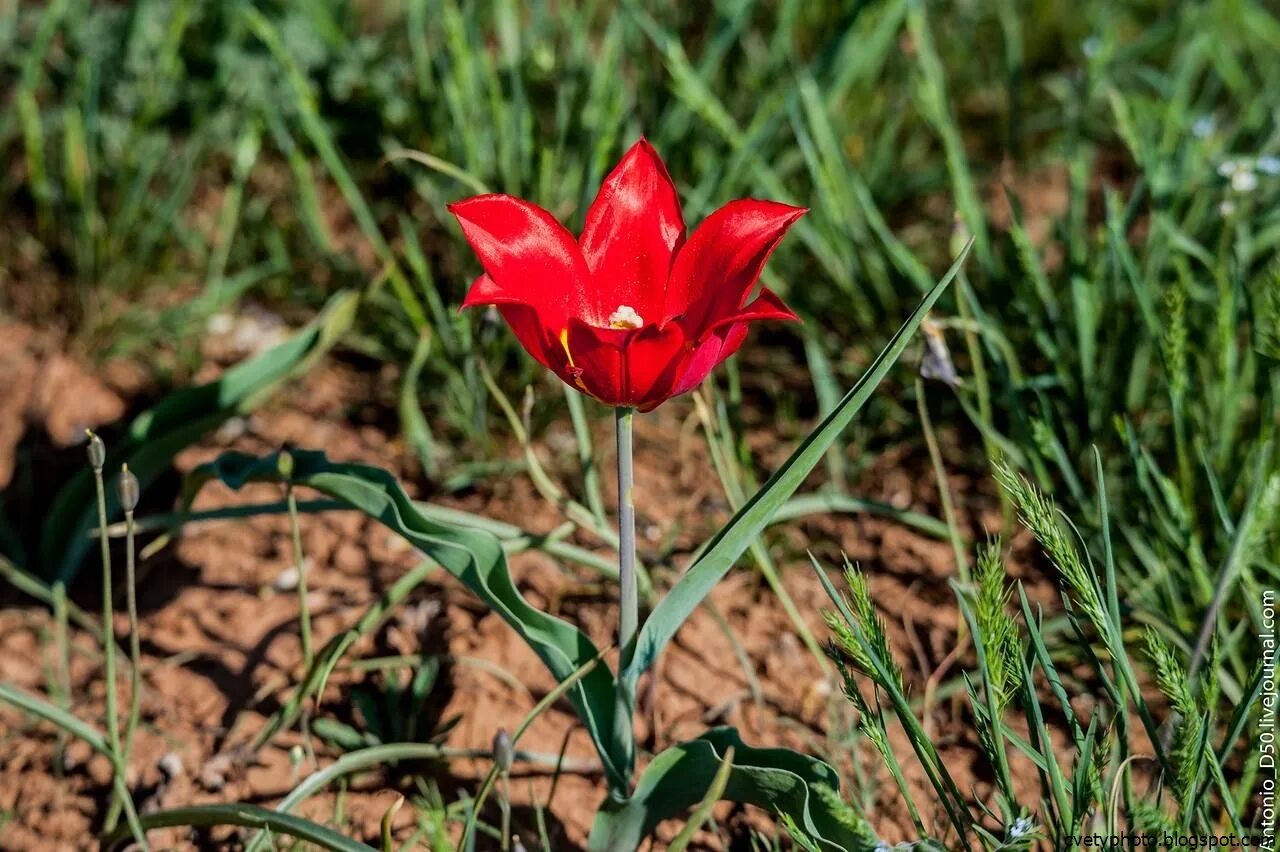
[{"left": 559, "top": 328, "right": 588, "bottom": 391}]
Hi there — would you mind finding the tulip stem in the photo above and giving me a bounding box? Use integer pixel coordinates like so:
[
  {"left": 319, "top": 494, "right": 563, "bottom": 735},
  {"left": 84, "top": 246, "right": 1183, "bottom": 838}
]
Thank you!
[{"left": 615, "top": 407, "right": 637, "bottom": 652}]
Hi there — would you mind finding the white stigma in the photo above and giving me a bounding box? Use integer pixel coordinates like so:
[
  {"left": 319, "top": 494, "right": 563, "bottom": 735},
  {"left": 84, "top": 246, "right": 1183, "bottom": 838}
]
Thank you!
[{"left": 608, "top": 305, "right": 644, "bottom": 330}]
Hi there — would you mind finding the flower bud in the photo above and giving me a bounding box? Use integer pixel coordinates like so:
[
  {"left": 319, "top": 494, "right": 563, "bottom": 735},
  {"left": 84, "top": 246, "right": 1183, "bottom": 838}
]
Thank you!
[
  {"left": 491, "top": 728, "right": 513, "bottom": 773},
  {"left": 512, "top": 837, "right": 527, "bottom": 852},
  {"left": 86, "top": 430, "right": 106, "bottom": 472},
  {"left": 277, "top": 449, "right": 294, "bottom": 479},
  {"left": 117, "top": 464, "right": 140, "bottom": 513}
]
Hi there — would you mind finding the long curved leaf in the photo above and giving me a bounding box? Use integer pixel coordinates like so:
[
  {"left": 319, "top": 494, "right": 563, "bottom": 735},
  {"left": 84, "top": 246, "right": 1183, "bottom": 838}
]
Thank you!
[
  {"left": 182, "top": 449, "right": 627, "bottom": 789},
  {"left": 104, "top": 803, "right": 373, "bottom": 852},
  {"left": 620, "top": 242, "right": 970, "bottom": 699},
  {"left": 586, "top": 727, "right": 874, "bottom": 852},
  {"left": 41, "top": 290, "right": 358, "bottom": 582}
]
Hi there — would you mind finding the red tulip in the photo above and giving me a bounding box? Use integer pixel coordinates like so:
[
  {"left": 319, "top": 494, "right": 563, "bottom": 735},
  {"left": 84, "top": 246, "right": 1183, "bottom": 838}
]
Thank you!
[{"left": 449, "top": 138, "right": 805, "bottom": 411}]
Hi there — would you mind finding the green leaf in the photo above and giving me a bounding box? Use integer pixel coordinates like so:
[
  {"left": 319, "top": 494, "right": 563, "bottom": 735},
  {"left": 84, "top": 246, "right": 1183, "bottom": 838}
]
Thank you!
[
  {"left": 41, "top": 290, "right": 359, "bottom": 582},
  {"left": 620, "top": 243, "right": 970, "bottom": 698},
  {"left": 181, "top": 448, "right": 627, "bottom": 790},
  {"left": 667, "top": 744, "right": 734, "bottom": 852},
  {"left": 0, "top": 681, "right": 108, "bottom": 755},
  {"left": 586, "top": 728, "right": 874, "bottom": 852},
  {"left": 104, "top": 803, "right": 373, "bottom": 852}
]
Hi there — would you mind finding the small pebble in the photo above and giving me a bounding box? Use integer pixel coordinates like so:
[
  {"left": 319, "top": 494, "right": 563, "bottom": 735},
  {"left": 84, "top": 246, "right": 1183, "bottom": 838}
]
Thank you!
[
  {"left": 199, "top": 753, "right": 234, "bottom": 792},
  {"left": 215, "top": 417, "right": 250, "bottom": 443},
  {"left": 273, "top": 558, "right": 311, "bottom": 592},
  {"left": 158, "top": 752, "right": 184, "bottom": 780},
  {"left": 273, "top": 566, "right": 299, "bottom": 591}
]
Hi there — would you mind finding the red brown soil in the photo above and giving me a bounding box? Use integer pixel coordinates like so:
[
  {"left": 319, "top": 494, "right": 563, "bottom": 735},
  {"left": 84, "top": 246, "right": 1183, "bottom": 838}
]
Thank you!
[{"left": 0, "top": 322, "right": 1059, "bottom": 851}]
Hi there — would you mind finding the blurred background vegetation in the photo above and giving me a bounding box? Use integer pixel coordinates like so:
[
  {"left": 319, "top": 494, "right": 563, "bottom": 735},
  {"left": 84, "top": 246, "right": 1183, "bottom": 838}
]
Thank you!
[{"left": 1, "top": 0, "right": 1278, "bottom": 811}]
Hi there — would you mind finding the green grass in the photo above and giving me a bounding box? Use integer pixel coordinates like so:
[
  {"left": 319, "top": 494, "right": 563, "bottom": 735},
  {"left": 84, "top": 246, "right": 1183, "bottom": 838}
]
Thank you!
[{"left": 2, "top": 0, "right": 1279, "bottom": 848}]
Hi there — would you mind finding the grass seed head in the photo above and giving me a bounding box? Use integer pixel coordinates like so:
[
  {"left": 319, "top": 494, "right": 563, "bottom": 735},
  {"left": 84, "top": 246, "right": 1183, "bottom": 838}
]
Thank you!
[
  {"left": 492, "top": 727, "right": 513, "bottom": 773},
  {"left": 117, "top": 464, "right": 140, "bottom": 513},
  {"left": 974, "top": 540, "right": 1023, "bottom": 709},
  {"left": 1162, "top": 280, "right": 1188, "bottom": 398},
  {"left": 994, "top": 461, "right": 1111, "bottom": 653},
  {"left": 85, "top": 430, "right": 106, "bottom": 472}
]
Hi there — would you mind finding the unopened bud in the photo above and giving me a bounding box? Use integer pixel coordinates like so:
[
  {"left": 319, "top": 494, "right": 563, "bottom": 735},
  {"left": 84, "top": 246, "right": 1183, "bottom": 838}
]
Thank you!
[
  {"left": 512, "top": 836, "right": 527, "bottom": 852},
  {"left": 86, "top": 430, "right": 106, "bottom": 471},
  {"left": 117, "top": 464, "right": 140, "bottom": 513},
  {"left": 491, "top": 728, "right": 513, "bottom": 773},
  {"left": 277, "top": 449, "right": 294, "bottom": 479}
]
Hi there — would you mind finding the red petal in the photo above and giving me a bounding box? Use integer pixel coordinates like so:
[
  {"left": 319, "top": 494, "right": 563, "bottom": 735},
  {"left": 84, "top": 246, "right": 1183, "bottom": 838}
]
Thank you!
[
  {"left": 461, "top": 273, "right": 513, "bottom": 309},
  {"left": 624, "top": 323, "right": 689, "bottom": 410},
  {"left": 458, "top": 274, "right": 565, "bottom": 372},
  {"left": 497, "top": 303, "right": 564, "bottom": 374},
  {"left": 704, "top": 287, "right": 800, "bottom": 332},
  {"left": 664, "top": 199, "right": 806, "bottom": 330},
  {"left": 564, "top": 319, "right": 630, "bottom": 405},
  {"left": 670, "top": 323, "right": 750, "bottom": 399},
  {"left": 449, "top": 194, "right": 592, "bottom": 324},
  {"left": 579, "top": 139, "right": 685, "bottom": 324}
]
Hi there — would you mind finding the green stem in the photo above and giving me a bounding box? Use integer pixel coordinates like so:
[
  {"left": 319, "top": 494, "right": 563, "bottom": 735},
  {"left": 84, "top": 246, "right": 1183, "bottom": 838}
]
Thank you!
[
  {"left": 93, "top": 465, "right": 124, "bottom": 833},
  {"left": 565, "top": 384, "right": 607, "bottom": 525},
  {"left": 499, "top": 772, "right": 511, "bottom": 852},
  {"left": 916, "top": 379, "right": 969, "bottom": 582},
  {"left": 122, "top": 509, "right": 142, "bottom": 775},
  {"left": 287, "top": 485, "right": 313, "bottom": 673},
  {"left": 613, "top": 407, "right": 639, "bottom": 797},
  {"left": 51, "top": 578, "right": 71, "bottom": 769},
  {"left": 615, "top": 407, "right": 637, "bottom": 651}
]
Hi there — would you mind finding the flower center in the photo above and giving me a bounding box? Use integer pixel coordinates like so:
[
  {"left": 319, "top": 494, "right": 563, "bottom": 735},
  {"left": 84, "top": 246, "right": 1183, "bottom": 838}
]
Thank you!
[{"left": 607, "top": 305, "right": 644, "bottom": 330}]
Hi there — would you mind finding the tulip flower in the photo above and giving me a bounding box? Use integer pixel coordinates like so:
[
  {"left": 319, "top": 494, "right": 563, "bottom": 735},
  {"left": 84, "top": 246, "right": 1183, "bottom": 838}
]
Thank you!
[
  {"left": 448, "top": 138, "right": 805, "bottom": 721},
  {"left": 448, "top": 138, "right": 805, "bottom": 412}
]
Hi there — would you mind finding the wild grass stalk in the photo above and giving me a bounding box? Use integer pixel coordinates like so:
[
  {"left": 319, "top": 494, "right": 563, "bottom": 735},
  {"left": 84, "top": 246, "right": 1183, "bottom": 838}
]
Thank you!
[
  {"left": 86, "top": 432, "right": 126, "bottom": 834},
  {"left": 117, "top": 465, "right": 142, "bottom": 775},
  {"left": 50, "top": 578, "right": 71, "bottom": 770},
  {"left": 281, "top": 451, "right": 313, "bottom": 674}
]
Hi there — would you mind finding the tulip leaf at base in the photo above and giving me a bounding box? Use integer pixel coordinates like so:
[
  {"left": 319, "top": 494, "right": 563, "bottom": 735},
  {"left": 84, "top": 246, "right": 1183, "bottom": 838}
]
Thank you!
[
  {"left": 180, "top": 448, "right": 630, "bottom": 792},
  {"left": 585, "top": 727, "right": 874, "bottom": 852},
  {"left": 102, "top": 803, "right": 374, "bottom": 852}
]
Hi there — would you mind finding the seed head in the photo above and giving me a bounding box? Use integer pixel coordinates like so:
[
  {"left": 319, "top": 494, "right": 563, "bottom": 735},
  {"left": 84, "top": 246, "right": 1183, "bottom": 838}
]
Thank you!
[
  {"left": 86, "top": 430, "right": 106, "bottom": 472},
  {"left": 117, "top": 464, "right": 141, "bottom": 513},
  {"left": 277, "top": 449, "right": 294, "bottom": 480},
  {"left": 491, "top": 728, "right": 513, "bottom": 773}
]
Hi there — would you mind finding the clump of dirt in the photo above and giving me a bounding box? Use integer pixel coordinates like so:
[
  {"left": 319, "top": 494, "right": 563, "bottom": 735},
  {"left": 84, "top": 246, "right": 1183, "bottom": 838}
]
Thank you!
[
  {"left": 0, "top": 327, "right": 1056, "bottom": 851},
  {"left": 0, "top": 323, "right": 128, "bottom": 488}
]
